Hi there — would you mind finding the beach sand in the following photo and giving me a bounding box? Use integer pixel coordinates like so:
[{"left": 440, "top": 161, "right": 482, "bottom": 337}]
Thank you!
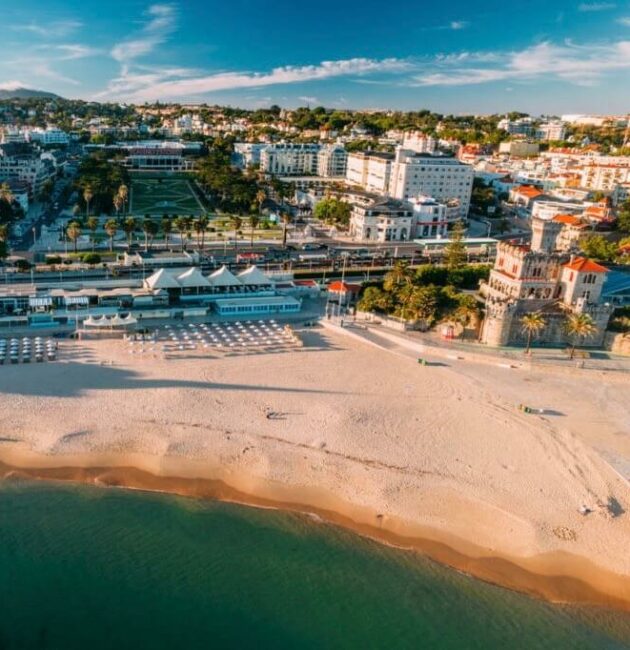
[{"left": 0, "top": 327, "right": 629, "bottom": 610}]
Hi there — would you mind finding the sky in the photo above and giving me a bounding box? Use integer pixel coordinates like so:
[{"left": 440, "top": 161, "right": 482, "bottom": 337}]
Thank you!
[{"left": 0, "top": 0, "right": 629, "bottom": 114}]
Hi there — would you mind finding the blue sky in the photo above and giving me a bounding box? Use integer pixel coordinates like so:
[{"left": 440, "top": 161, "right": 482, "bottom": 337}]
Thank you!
[{"left": 1, "top": 0, "right": 629, "bottom": 114}]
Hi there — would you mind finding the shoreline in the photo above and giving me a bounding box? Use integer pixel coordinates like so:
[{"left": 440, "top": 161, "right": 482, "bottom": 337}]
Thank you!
[{"left": 2, "top": 455, "right": 630, "bottom": 613}]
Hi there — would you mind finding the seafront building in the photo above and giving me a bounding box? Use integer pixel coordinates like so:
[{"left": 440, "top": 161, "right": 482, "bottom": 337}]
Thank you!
[
  {"left": 0, "top": 266, "right": 305, "bottom": 330},
  {"left": 480, "top": 216, "right": 612, "bottom": 347}
]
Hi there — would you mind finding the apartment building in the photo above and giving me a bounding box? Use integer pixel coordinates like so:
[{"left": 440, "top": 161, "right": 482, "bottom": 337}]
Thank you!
[
  {"left": 535, "top": 122, "right": 566, "bottom": 141},
  {"left": 345, "top": 151, "right": 394, "bottom": 193},
  {"left": 580, "top": 163, "right": 630, "bottom": 191},
  {"left": 316, "top": 144, "right": 347, "bottom": 178},
  {"left": 387, "top": 148, "right": 474, "bottom": 218},
  {"left": 410, "top": 195, "right": 461, "bottom": 238},
  {"left": 26, "top": 127, "right": 70, "bottom": 146},
  {"left": 0, "top": 143, "right": 56, "bottom": 197},
  {"left": 259, "top": 143, "right": 320, "bottom": 175},
  {"left": 349, "top": 198, "right": 413, "bottom": 242}
]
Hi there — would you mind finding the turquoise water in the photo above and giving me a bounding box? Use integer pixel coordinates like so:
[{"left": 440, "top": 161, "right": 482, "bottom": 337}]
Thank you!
[{"left": 0, "top": 482, "right": 629, "bottom": 649}]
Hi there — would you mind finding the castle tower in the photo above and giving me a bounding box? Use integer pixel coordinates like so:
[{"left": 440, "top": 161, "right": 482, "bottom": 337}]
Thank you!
[{"left": 531, "top": 216, "right": 563, "bottom": 253}]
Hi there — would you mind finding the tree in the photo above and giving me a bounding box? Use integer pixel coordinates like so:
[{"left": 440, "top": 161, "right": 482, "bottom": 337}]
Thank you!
[
  {"left": 452, "top": 295, "right": 479, "bottom": 341},
  {"left": 194, "top": 215, "right": 209, "bottom": 251},
  {"left": 396, "top": 285, "right": 438, "bottom": 323},
  {"left": 161, "top": 216, "right": 172, "bottom": 249},
  {"left": 122, "top": 216, "right": 136, "bottom": 246},
  {"left": 248, "top": 214, "right": 260, "bottom": 247},
  {"left": 174, "top": 216, "right": 189, "bottom": 252},
  {"left": 358, "top": 286, "right": 388, "bottom": 312},
  {"left": 521, "top": 312, "right": 546, "bottom": 353},
  {"left": 255, "top": 189, "right": 266, "bottom": 214},
  {"left": 83, "top": 186, "right": 93, "bottom": 217},
  {"left": 86, "top": 216, "right": 99, "bottom": 251},
  {"left": 280, "top": 212, "right": 292, "bottom": 249},
  {"left": 0, "top": 223, "right": 8, "bottom": 262},
  {"left": 564, "top": 313, "right": 597, "bottom": 359},
  {"left": 618, "top": 200, "right": 630, "bottom": 233},
  {"left": 113, "top": 193, "right": 123, "bottom": 216},
  {"left": 444, "top": 221, "right": 466, "bottom": 270},
  {"left": 66, "top": 221, "right": 82, "bottom": 253},
  {"left": 314, "top": 198, "right": 352, "bottom": 226},
  {"left": 104, "top": 218, "right": 118, "bottom": 253},
  {"left": 579, "top": 235, "right": 617, "bottom": 262},
  {"left": 142, "top": 218, "right": 158, "bottom": 251},
  {"left": 383, "top": 261, "right": 414, "bottom": 293},
  {"left": 117, "top": 184, "right": 129, "bottom": 215},
  {"left": 230, "top": 215, "right": 243, "bottom": 250}
]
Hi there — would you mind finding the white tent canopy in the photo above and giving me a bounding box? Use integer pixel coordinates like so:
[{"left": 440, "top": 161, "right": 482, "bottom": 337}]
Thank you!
[
  {"left": 237, "top": 265, "right": 273, "bottom": 286},
  {"left": 83, "top": 314, "right": 138, "bottom": 328},
  {"left": 208, "top": 265, "right": 241, "bottom": 288},
  {"left": 145, "top": 268, "right": 180, "bottom": 290},
  {"left": 177, "top": 267, "right": 211, "bottom": 288}
]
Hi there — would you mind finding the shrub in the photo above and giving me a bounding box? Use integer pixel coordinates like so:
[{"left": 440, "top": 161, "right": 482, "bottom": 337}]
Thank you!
[{"left": 82, "top": 253, "right": 101, "bottom": 265}]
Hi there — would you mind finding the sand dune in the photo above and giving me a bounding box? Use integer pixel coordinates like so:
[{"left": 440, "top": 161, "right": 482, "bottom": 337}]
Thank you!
[{"left": 0, "top": 327, "right": 629, "bottom": 609}]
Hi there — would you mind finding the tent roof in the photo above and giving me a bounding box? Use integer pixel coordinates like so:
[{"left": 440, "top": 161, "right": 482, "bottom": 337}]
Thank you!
[
  {"left": 145, "top": 268, "right": 181, "bottom": 289},
  {"left": 237, "top": 265, "right": 272, "bottom": 285},
  {"left": 177, "top": 267, "right": 211, "bottom": 287},
  {"left": 207, "top": 265, "right": 241, "bottom": 287}
]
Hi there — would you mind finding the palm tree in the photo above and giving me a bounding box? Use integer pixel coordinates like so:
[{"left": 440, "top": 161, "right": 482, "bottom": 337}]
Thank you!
[
  {"left": 86, "top": 216, "right": 99, "bottom": 252},
  {"left": 161, "top": 216, "right": 172, "bottom": 249},
  {"left": 194, "top": 215, "right": 209, "bottom": 251},
  {"left": 142, "top": 218, "right": 158, "bottom": 251},
  {"left": 248, "top": 214, "right": 260, "bottom": 248},
  {"left": 231, "top": 215, "right": 242, "bottom": 251},
  {"left": 117, "top": 184, "right": 129, "bottom": 215},
  {"left": 521, "top": 312, "right": 546, "bottom": 353},
  {"left": 0, "top": 182, "right": 13, "bottom": 205},
  {"left": 255, "top": 189, "right": 266, "bottom": 214},
  {"left": 122, "top": 216, "right": 136, "bottom": 246},
  {"left": 72, "top": 203, "right": 81, "bottom": 219},
  {"left": 280, "top": 211, "right": 291, "bottom": 249},
  {"left": 0, "top": 223, "right": 8, "bottom": 262},
  {"left": 174, "top": 216, "right": 189, "bottom": 252},
  {"left": 113, "top": 194, "right": 123, "bottom": 217},
  {"left": 66, "top": 221, "right": 82, "bottom": 253},
  {"left": 104, "top": 218, "right": 118, "bottom": 253},
  {"left": 83, "top": 187, "right": 93, "bottom": 217},
  {"left": 565, "top": 313, "right": 597, "bottom": 360},
  {"left": 454, "top": 300, "right": 479, "bottom": 341}
]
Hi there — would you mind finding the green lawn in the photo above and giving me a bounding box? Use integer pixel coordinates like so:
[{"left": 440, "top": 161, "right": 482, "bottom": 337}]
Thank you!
[{"left": 129, "top": 177, "right": 203, "bottom": 216}]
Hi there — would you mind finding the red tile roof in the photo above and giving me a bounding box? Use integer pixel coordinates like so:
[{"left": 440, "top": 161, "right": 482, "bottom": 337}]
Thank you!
[
  {"left": 563, "top": 257, "right": 608, "bottom": 274},
  {"left": 513, "top": 185, "right": 543, "bottom": 198},
  {"left": 328, "top": 281, "right": 360, "bottom": 293},
  {"left": 552, "top": 214, "right": 584, "bottom": 226}
]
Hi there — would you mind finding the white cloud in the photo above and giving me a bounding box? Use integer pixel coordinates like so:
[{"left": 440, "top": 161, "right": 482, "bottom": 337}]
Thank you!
[
  {"left": 577, "top": 2, "right": 616, "bottom": 10},
  {"left": 53, "top": 44, "right": 100, "bottom": 60},
  {"left": 412, "top": 40, "right": 630, "bottom": 87},
  {"left": 11, "top": 20, "right": 82, "bottom": 38},
  {"left": 106, "top": 57, "right": 410, "bottom": 102},
  {"left": 450, "top": 21, "right": 469, "bottom": 30},
  {"left": 0, "top": 81, "right": 27, "bottom": 91},
  {"left": 617, "top": 16, "right": 630, "bottom": 25},
  {"left": 298, "top": 96, "right": 319, "bottom": 104},
  {"left": 111, "top": 3, "right": 177, "bottom": 63}
]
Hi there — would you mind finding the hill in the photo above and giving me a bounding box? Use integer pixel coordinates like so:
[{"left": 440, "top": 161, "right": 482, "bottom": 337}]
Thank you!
[{"left": 0, "top": 87, "right": 61, "bottom": 100}]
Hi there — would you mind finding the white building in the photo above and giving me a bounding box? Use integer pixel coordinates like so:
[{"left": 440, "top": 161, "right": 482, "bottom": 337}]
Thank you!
[
  {"left": 497, "top": 117, "right": 535, "bottom": 136},
  {"left": 387, "top": 148, "right": 474, "bottom": 218},
  {"left": 401, "top": 131, "right": 436, "bottom": 153},
  {"left": 345, "top": 151, "right": 394, "bottom": 193},
  {"left": 233, "top": 143, "right": 267, "bottom": 169},
  {"left": 349, "top": 198, "right": 413, "bottom": 242},
  {"left": 410, "top": 195, "right": 461, "bottom": 239},
  {"left": 316, "top": 144, "right": 347, "bottom": 177},
  {"left": 536, "top": 122, "right": 566, "bottom": 141},
  {"left": 260, "top": 143, "right": 320, "bottom": 175},
  {"left": 580, "top": 163, "right": 630, "bottom": 191},
  {"left": 498, "top": 141, "right": 540, "bottom": 157},
  {"left": 26, "top": 127, "right": 70, "bottom": 146}
]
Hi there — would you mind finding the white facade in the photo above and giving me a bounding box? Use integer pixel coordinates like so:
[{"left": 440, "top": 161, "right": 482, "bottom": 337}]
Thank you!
[
  {"left": 233, "top": 143, "right": 267, "bottom": 168},
  {"left": 260, "top": 143, "right": 320, "bottom": 175},
  {"left": 536, "top": 122, "right": 567, "bottom": 141},
  {"left": 316, "top": 144, "right": 347, "bottom": 177},
  {"left": 388, "top": 148, "right": 474, "bottom": 218},
  {"left": 349, "top": 199, "right": 413, "bottom": 242},
  {"left": 402, "top": 131, "right": 436, "bottom": 153},
  {"left": 345, "top": 151, "right": 394, "bottom": 193},
  {"left": 410, "top": 195, "right": 461, "bottom": 239},
  {"left": 580, "top": 163, "right": 630, "bottom": 191},
  {"left": 27, "top": 127, "right": 70, "bottom": 146}
]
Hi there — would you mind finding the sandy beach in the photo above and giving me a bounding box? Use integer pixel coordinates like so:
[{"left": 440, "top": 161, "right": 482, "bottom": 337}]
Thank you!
[{"left": 1, "top": 325, "right": 629, "bottom": 610}]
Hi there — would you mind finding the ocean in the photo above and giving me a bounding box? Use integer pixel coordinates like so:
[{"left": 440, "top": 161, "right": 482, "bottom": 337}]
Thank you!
[{"left": 0, "top": 481, "right": 628, "bottom": 649}]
